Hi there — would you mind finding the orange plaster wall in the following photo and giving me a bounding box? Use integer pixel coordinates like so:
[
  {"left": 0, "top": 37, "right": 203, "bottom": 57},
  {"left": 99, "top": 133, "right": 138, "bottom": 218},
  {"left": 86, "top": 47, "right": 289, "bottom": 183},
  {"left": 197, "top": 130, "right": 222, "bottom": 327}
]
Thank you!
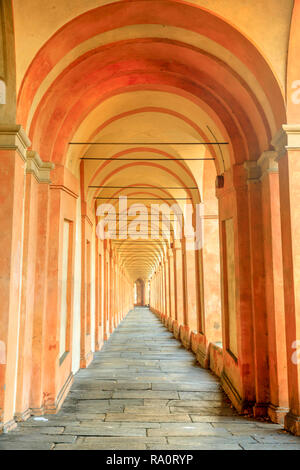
[
  {"left": 15, "top": 173, "right": 39, "bottom": 420},
  {"left": 0, "top": 150, "right": 26, "bottom": 429},
  {"left": 43, "top": 166, "right": 79, "bottom": 412},
  {"left": 209, "top": 342, "right": 224, "bottom": 379},
  {"left": 217, "top": 166, "right": 255, "bottom": 411}
]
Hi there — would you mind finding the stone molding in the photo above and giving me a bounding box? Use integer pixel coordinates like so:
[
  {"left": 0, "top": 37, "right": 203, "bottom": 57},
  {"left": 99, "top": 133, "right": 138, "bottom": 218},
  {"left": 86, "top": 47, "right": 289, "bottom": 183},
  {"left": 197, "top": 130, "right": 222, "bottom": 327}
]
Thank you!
[
  {"left": 51, "top": 184, "right": 79, "bottom": 199},
  {"left": 271, "top": 125, "right": 300, "bottom": 162},
  {"left": 172, "top": 239, "right": 182, "bottom": 250},
  {"left": 272, "top": 127, "right": 287, "bottom": 160},
  {"left": 244, "top": 160, "right": 262, "bottom": 182},
  {"left": 0, "top": 125, "right": 31, "bottom": 161},
  {"left": 26, "top": 150, "right": 55, "bottom": 184},
  {"left": 282, "top": 124, "right": 300, "bottom": 151},
  {"left": 201, "top": 214, "right": 218, "bottom": 220},
  {"left": 257, "top": 151, "right": 278, "bottom": 176},
  {"left": 168, "top": 248, "right": 174, "bottom": 257}
]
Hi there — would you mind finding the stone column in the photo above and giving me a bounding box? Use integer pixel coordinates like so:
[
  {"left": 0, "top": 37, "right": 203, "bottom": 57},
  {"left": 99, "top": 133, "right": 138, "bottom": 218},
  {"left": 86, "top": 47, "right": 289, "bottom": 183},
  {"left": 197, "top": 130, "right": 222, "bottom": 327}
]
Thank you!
[
  {"left": 0, "top": 126, "right": 30, "bottom": 431},
  {"left": 158, "top": 265, "right": 162, "bottom": 314},
  {"left": 44, "top": 165, "right": 78, "bottom": 411},
  {"left": 173, "top": 240, "right": 185, "bottom": 326},
  {"left": 257, "top": 150, "right": 289, "bottom": 424},
  {"left": 244, "top": 161, "right": 269, "bottom": 417},
  {"left": 201, "top": 209, "right": 222, "bottom": 343},
  {"left": 79, "top": 198, "right": 93, "bottom": 369},
  {"left": 161, "top": 261, "right": 166, "bottom": 316},
  {"left": 94, "top": 232, "right": 100, "bottom": 351},
  {"left": 116, "top": 265, "right": 120, "bottom": 323},
  {"left": 15, "top": 151, "right": 54, "bottom": 420},
  {"left": 103, "top": 241, "right": 109, "bottom": 340},
  {"left": 30, "top": 172, "right": 52, "bottom": 415},
  {"left": 184, "top": 237, "right": 199, "bottom": 332},
  {"left": 114, "top": 260, "right": 118, "bottom": 327},
  {"left": 156, "top": 267, "right": 159, "bottom": 312},
  {"left": 109, "top": 248, "right": 114, "bottom": 333},
  {"left": 168, "top": 249, "right": 176, "bottom": 321},
  {"left": 217, "top": 164, "right": 256, "bottom": 414},
  {"left": 274, "top": 125, "right": 300, "bottom": 435},
  {"left": 153, "top": 273, "right": 157, "bottom": 312},
  {"left": 163, "top": 258, "right": 170, "bottom": 319},
  {"left": 155, "top": 272, "right": 158, "bottom": 312}
]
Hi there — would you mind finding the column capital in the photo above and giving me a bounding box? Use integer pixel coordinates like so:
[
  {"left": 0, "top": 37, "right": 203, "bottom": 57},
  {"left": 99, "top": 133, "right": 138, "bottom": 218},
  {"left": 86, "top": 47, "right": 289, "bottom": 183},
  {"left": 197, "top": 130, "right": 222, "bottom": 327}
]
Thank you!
[
  {"left": 184, "top": 236, "right": 197, "bottom": 251},
  {"left": 0, "top": 125, "right": 31, "bottom": 161},
  {"left": 271, "top": 127, "right": 287, "bottom": 161},
  {"left": 172, "top": 239, "right": 182, "bottom": 250},
  {"left": 184, "top": 234, "right": 196, "bottom": 241},
  {"left": 26, "top": 150, "right": 55, "bottom": 184},
  {"left": 168, "top": 248, "right": 174, "bottom": 258},
  {"left": 244, "top": 161, "right": 261, "bottom": 183},
  {"left": 257, "top": 151, "right": 278, "bottom": 176},
  {"left": 282, "top": 124, "right": 300, "bottom": 151}
]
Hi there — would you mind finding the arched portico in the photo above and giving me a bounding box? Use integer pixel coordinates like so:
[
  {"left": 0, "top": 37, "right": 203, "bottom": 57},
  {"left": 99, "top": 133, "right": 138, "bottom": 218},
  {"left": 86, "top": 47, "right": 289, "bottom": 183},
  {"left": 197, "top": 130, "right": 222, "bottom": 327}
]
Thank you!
[{"left": 0, "top": 0, "right": 299, "bottom": 440}]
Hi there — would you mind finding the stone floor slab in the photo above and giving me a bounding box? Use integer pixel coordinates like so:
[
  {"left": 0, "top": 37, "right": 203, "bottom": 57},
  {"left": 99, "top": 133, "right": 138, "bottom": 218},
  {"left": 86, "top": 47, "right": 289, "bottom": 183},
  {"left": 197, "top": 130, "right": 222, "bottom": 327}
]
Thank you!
[
  {"left": 0, "top": 307, "right": 298, "bottom": 450},
  {"left": 105, "top": 413, "right": 191, "bottom": 422}
]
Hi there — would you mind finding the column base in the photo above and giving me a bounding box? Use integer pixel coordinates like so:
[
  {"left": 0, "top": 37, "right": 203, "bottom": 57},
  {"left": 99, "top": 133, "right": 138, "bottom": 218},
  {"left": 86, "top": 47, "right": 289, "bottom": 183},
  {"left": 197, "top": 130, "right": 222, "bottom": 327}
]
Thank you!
[
  {"left": 172, "top": 321, "right": 180, "bottom": 340},
  {"left": 253, "top": 402, "right": 269, "bottom": 418},
  {"left": 221, "top": 371, "right": 254, "bottom": 414},
  {"left": 30, "top": 405, "right": 45, "bottom": 416},
  {"left": 167, "top": 317, "right": 174, "bottom": 332},
  {"left": 1, "top": 419, "right": 17, "bottom": 433},
  {"left": 80, "top": 351, "right": 94, "bottom": 369},
  {"left": 195, "top": 347, "right": 209, "bottom": 369},
  {"left": 179, "top": 325, "right": 191, "bottom": 350},
  {"left": 268, "top": 404, "right": 289, "bottom": 425},
  {"left": 14, "top": 408, "right": 31, "bottom": 422},
  {"left": 44, "top": 372, "right": 73, "bottom": 415},
  {"left": 285, "top": 411, "right": 300, "bottom": 436},
  {"left": 190, "top": 332, "right": 210, "bottom": 369},
  {"left": 95, "top": 340, "right": 104, "bottom": 351}
]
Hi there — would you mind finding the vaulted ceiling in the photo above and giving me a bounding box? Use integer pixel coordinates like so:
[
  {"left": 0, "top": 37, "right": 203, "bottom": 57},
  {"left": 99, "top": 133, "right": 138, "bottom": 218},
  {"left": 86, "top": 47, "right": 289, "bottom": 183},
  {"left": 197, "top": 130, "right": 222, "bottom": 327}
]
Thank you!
[{"left": 13, "top": 0, "right": 291, "bottom": 281}]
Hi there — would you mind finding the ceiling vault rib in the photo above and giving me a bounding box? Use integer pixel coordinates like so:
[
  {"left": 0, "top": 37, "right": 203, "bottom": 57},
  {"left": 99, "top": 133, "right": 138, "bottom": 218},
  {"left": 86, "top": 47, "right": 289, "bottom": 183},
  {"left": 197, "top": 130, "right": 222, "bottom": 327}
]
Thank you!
[
  {"left": 89, "top": 186, "right": 198, "bottom": 189},
  {"left": 81, "top": 157, "right": 214, "bottom": 161},
  {"left": 70, "top": 142, "right": 229, "bottom": 145},
  {"left": 95, "top": 197, "right": 192, "bottom": 200}
]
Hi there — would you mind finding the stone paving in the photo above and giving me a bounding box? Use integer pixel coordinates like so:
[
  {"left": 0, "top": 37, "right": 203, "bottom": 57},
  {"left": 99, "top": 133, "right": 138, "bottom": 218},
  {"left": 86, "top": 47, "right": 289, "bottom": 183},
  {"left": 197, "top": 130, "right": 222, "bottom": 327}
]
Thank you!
[{"left": 0, "top": 307, "right": 300, "bottom": 450}]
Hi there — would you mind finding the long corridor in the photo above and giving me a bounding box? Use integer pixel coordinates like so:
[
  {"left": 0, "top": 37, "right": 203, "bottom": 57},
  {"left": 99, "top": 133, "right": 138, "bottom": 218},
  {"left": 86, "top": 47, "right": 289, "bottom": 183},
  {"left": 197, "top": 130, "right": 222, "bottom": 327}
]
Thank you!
[{"left": 0, "top": 308, "right": 299, "bottom": 450}]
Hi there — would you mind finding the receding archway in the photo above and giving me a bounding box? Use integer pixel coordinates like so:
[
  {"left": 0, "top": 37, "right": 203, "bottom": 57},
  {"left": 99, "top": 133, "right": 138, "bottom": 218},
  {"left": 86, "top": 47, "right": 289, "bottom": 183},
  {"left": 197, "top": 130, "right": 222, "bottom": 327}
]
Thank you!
[{"left": 1, "top": 0, "right": 299, "bottom": 441}]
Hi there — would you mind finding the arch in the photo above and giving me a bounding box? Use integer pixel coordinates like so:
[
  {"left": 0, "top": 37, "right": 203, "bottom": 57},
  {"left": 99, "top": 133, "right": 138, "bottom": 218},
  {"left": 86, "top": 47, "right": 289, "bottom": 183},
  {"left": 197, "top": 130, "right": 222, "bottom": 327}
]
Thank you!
[
  {"left": 134, "top": 278, "right": 145, "bottom": 306},
  {"left": 2, "top": 0, "right": 299, "bottom": 440}
]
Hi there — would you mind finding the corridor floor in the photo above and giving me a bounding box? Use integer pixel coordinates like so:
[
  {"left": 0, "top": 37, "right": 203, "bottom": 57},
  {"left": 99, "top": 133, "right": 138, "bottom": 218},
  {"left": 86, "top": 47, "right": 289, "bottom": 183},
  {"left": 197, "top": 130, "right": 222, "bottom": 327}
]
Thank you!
[{"left": 0, "top": 308, "right": 300, "bottom": 450}]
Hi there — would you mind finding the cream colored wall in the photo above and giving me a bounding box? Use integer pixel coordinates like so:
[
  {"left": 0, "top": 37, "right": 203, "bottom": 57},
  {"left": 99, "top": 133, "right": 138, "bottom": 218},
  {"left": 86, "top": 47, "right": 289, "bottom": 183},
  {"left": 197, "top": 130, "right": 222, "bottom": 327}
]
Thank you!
[
  {"left": 13, "top": 0, "right": 293, "bottom": 93},
  {"left": 71, "top": 196, "right": 81, "bottom": 374},
  {"left": 0, "top": 6, "right": 5, "bottom": 80},
  {"left": 90, "top": 228, "right": 96, "bottom": 352},
  {"left": 1, "top": 0, "right": 16, "bottom": 123},
  {"left": 59, "top": 220, "right": 70, "bottom": 358},
  {"left": 225, "top": 218, "right": 238, "bottom": 358}
]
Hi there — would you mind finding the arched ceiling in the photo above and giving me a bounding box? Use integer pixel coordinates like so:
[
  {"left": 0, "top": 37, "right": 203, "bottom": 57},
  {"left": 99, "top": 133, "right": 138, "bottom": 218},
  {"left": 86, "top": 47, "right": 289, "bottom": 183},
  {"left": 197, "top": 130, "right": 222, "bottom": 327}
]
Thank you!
[
  {"left": 13, "top": 0, "right": 293, "bottom": 93},
  {"left": 13, "top": 0, "right": 289, "bottom": 283}
]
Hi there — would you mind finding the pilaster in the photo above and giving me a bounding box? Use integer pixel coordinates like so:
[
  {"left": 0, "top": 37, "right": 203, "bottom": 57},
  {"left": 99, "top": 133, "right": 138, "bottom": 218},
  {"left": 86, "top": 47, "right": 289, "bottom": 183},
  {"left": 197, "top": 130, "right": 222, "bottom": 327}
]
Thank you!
[{"left": 274, "top": 125, "right": 300, "bottom": 435}]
